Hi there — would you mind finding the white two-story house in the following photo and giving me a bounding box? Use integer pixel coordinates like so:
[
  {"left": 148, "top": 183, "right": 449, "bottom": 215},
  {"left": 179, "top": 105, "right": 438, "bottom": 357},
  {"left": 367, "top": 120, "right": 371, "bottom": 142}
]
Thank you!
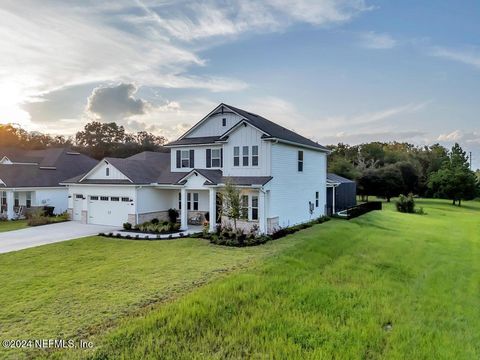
[{"left": 63, "top": 103, "right": 329, "bottom": 234}]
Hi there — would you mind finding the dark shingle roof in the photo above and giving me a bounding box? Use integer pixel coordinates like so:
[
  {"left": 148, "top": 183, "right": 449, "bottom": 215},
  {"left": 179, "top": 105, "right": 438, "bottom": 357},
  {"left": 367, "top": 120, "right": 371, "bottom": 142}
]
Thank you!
[
  {"left": 62, "top": 150, "right": 272, "bottom": 187},
  {"left": 0, "top": 149, "right": 97, "bottom": 188},
  {"left": 166, "top": 136, "right": 221, "bottom": 147},
  {"left": 222, "top": 104, "right": 329, "bottom": 151},
  {"left": 327, "top": 173, "right": 355, "bottom": 183}
]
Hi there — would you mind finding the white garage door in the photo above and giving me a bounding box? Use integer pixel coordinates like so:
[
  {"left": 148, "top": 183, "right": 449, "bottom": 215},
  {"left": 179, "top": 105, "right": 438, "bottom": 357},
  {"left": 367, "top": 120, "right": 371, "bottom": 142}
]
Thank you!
[{"left": 88, "top": 195, "right": 132, "bottom": 226}]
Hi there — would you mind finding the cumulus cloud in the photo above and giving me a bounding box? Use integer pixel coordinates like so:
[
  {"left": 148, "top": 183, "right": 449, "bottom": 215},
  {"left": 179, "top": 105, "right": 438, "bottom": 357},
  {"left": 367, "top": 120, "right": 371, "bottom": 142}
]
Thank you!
[
  {"left": 358, "top": 31, "right": 397, "bottom": 49},
  {"left": 87, "top": 83, "right": 148, "bottom": 121}
]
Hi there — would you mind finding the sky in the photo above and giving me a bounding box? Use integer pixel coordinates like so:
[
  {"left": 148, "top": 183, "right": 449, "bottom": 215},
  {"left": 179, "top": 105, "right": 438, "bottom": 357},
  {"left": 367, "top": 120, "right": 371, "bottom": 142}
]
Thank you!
[{"left": 1, "top": 0, "right": 479, "bottom": 168}]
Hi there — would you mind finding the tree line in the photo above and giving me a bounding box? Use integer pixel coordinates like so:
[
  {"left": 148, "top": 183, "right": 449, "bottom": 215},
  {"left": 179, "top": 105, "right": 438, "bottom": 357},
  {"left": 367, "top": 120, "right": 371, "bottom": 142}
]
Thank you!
[
  {"left": 328, "top": 142, "right": 479, "bottom": 205},
  {"left": 0, "top": 122, "right": 167, "bottom": 159}
]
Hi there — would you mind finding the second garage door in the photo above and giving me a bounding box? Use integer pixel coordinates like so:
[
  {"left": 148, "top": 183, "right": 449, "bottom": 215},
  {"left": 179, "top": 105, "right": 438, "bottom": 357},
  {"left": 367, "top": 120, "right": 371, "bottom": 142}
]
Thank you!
[{"left": 88, "top": 195, "right": 131, "bottom": 226}]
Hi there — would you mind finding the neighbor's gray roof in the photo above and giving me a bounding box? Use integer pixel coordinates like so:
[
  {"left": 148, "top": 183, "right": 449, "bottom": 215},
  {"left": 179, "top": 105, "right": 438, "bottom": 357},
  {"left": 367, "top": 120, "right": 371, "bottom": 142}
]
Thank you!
[
  {"left": 327, "top": 173, "right": 355, "bottom": 184},
  {"left": 0, "top": 148, "right": 97, "bottom": 188}
]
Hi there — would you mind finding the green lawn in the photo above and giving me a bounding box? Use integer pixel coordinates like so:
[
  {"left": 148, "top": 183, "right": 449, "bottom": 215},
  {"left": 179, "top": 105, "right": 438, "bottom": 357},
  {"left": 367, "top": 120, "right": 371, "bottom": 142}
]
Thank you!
[
  {"left": 0, "top": 219, "right": 28, "bottom": 233},
  {"left": 88, "top": 199, "right": 480, "bottom": 360},
  {"left": 0, "top": 234, "right": 293, "bottom": 359},
  {"left": 2, "top": 199, "right": 480, "bottom": 359}
]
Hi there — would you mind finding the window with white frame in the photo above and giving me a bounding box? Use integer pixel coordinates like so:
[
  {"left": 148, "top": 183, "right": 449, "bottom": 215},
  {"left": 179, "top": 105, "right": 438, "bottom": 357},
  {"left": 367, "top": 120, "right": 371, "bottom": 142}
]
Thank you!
[
  {"left": 14, "top": 192, "right": 19, "bottom": 207},
  {"left": 315, "top": 191, "right": 319, "bottom": 207},
  {"left": 181, "top": 150, "right": 190, "bottom": 168},
  {"left": 251, "top": 195, "right": 259, "bottom": 220},
  {"left": 187, "top": 192, "right": 199, "bottom": 210},
  {"left": 1, "top": 191, "right": 6, "bottom": 211},
  {"left": 26, "top": 192, "right": 31, "bottom": 208},
  {"left": 252, "top": 146, "right": 259, "bottom": 166},
  {"left": 298, "top": 150, "right": 304, "bottom": 172},
  {"left": 222, "top": 118, "right": 227, "bottom": 126},
  {"left": 233, "top": 146, "right": 240, "bottom": 166},
  {"left": 242, "top": 146, "right": 249, "bottom": 166},
  {"left": 178, "top": 192, "right": 182, "bottom": 209},
  {"left": 193, "top": 193, "right": 199, "bottom": 210},
  {"left": 241, "top": 195, "right": 249, "bottom": 219},
  {"left": 106, "top": 167, "right": 110, "bottom": 176},
  {"left": 211, "top": 149, "right": 221, "bottom": 167}
]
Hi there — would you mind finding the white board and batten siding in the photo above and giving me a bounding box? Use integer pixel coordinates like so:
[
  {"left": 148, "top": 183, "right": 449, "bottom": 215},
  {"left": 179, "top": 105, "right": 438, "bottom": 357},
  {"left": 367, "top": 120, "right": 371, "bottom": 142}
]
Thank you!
[
  {"left": 86, "top": 162, "right": 130, "bottom": 181},
  {"left": 186, "top": 112, "right": 243, "bottom": 138},
  {"left": 265, "top": 143, "right": 327, "bottom": 228},
  {"left": 170, "top": 145, "right": 222, "bottom": 172},
  {"left": 223, "top": 124, "right": 271, "bottom": 177}
]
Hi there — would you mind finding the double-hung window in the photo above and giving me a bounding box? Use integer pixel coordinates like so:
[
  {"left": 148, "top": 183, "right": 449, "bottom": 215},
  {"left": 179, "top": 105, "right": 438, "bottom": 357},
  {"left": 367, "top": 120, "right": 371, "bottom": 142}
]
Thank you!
[
  {"left": 242, "top": 146, "right": 249, "bottom": 166},
  {"left": 26, "top": 192, "right": 31, "bottom": 208},
  {"left": 178, "top": 193, "right": 181, "bottom": 209},
  {"left": 233, "top": 146, "right": 240, "bottom": 166},
  {"left": 315, "top": 192, "right": 319, "bottom": 207},
  {"left": 211, "top": 149, "right": 221, "bottom": 167},
  {"left": 187, "top": 193, "right": 199, "bottom": 210},
  {"left": 241, "top": 195, "right": 249, "bottom": 219},
  {"left": 181, "top": 150, "right": 190, "bottom": 168},
  {"left": 14, "top": 192, "right": 19, "bottom": 207},
  {"left": 298, "top": 150, "right": 304, "bottom": 172},
  {"left": 251, "top": 195, "right": 259, "bottom": 220},
  {"left": 252, "top": 146, "right": 259, "bottom": 166}
]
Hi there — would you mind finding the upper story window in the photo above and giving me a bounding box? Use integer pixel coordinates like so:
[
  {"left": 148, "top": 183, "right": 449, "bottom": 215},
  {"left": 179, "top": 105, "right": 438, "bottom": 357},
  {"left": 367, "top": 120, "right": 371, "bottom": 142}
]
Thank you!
[
  {"left": 176, "top": 149, "right": 194, "bottom": 168},
  {"left": 315, "top": 191, "right": 319, "bottom": 207},
  {"left": 181, "top": 150, "right": 190, "bottom": 168},
  {"left": 211, "top": 149, "right": 221, "bottom": 167},
  {"left": 106, "top": 167, "right": 110, "bottom": 176},
  {"left": 298, "top": 150, "right": 304, "bottom": 172},
  {"left": 207, "top": 148, "right": 222, "bottom": 168},
  {"left": 222, "top": 118, "right": 227, "bottom": 126},
  {"left": 242, "top": 146, "right": 249, "bottom": 166},
  {"left": 252, "top": 146, "right": 259, "bottom": 166},
  {"left": 233, "top": 147, "right": 240, "bottom": 166},
  {"left": 233, "top": 146, "right": 259, "bottom": 167}
]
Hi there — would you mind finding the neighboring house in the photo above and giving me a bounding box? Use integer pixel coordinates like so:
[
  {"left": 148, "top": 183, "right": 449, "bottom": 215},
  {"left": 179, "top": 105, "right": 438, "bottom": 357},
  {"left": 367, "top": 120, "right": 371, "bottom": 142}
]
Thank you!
[
  {"left": 0, "top": 148, "right": 97, "bottom": 219},
  {"left": 326, "top": 173, "right": 357, "bottom": 215},
  {"left": 63, "top": 103, "right": 330, "bottom": 233}
]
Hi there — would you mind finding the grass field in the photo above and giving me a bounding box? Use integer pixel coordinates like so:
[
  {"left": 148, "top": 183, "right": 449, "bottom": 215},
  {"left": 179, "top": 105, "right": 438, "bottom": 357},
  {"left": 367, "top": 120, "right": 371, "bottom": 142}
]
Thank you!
[
  {"left": 88, "top": 199, "right": 480, "bottom": 360},
  {"left": 0, "top": 219, "right": 29, "bottom": 233},
  {"left": 0, "top": 236, "right": 293, "bottom": 359},
  {"left": 1, "top": 199, "right": 479, "bottom": 359}
]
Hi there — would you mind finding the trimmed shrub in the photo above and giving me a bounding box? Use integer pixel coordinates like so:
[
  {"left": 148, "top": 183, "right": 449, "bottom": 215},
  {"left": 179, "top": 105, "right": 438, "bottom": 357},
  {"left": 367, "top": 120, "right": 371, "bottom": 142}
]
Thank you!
[
  {"left": 396, "top": 194, "right": 415, "bottom": 213},
  {"left": 168, "top": 208, "right": 179, "bottom": 223},
  {"left": 123, "top": 222, "right": 132, "bottom": 230}
]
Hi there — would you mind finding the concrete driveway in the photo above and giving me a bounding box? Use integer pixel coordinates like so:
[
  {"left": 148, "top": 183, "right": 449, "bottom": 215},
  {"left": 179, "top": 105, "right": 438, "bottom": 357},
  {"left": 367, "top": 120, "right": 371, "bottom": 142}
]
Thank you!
[{"left": 0, "top": 221, "right": 117, "bottom": 254}]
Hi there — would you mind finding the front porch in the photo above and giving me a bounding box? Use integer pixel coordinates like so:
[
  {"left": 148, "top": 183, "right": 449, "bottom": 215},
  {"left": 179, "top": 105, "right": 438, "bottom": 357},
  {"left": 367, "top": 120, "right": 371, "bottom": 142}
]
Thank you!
[{"left": 0, "top": 190, "right": 34, "bottom": 220}]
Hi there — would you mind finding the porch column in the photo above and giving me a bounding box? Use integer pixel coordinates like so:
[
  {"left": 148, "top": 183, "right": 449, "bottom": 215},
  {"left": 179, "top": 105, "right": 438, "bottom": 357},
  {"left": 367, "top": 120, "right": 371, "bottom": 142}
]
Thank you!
[
  {"left": 209, "top": 188, "right": 216, "bottom": 232},
  {"left": 180, "top": 188, "right": 188, "bottom": 230},
  {"left": 258, "top": 190, "right": 266, "bottom": 234},
  {"left": 6, "top": 190, "right": 14, "bottom": 220},
  {"left": 332, "top": 186, "right": 336, "bottom": 214}
]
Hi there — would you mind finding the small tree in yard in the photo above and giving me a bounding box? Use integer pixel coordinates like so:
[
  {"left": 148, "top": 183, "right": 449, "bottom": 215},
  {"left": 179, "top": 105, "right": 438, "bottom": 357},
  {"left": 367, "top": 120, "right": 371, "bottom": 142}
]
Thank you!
[{"left": 222, "top": 180, "right": 241, "bottom": 231}]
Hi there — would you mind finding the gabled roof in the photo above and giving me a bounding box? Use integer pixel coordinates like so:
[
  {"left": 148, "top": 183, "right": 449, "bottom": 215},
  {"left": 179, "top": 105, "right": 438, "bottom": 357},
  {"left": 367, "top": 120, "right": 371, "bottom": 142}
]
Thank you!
[
  {"left": 170, "top": 103, "right": 329, "bottom": 152},
  {"left": 64, "top": 152, "right": 172, "bottom": 185},
  {"left": 0, "top": 148, "right": 97, "bottom": 188}
]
